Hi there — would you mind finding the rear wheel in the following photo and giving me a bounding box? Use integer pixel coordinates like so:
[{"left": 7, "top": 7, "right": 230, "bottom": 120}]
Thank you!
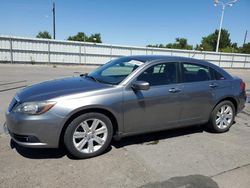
[
  {"left": 209, "top": 100, "right": 235, "bottom": 133},
  {"left": 64, "top": 113, "right": 113, "bottom": 159}
]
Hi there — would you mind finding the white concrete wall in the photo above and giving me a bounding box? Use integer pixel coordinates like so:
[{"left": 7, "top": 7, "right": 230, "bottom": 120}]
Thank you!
[{"left": 0, "top": 35, "right": 249, "bottom": 68}]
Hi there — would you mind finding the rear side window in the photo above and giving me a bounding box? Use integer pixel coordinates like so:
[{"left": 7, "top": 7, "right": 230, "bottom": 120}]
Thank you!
[
  {"left": 181, "top": 63, "right": 211, "bottom": 83},
  {"left": 210, "top": 68, "right": 225, "bottom": 80}
]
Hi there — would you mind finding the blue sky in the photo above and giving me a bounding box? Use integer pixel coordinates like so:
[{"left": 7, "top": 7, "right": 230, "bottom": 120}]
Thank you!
[{"left": 0, "top": 0, "right": 249, "bottom": 47}]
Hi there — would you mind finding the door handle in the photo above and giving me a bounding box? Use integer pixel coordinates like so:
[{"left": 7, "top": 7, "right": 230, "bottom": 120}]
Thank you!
[
  {"left": 209, "top": 83, "right": 218, "bottom": 88},
  {"left": 169, "top": 88, "right": 181, "bottom": 93}
]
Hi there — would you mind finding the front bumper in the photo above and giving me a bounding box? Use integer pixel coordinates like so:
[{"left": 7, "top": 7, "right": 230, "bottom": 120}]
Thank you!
[{"left": 5, "top": 110, "right": 66, "bottom": 148}]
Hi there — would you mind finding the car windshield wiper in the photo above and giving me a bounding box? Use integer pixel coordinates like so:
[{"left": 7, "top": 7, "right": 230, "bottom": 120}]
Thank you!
[
  {"left": 80, "top": 73, "right": 114, "bottom": 85},
  {"left": 80, "top": 73, "right": 99, "bottom": 83},
  {"left": 97, "top": 79, "right": 113, "bottom": 85}
]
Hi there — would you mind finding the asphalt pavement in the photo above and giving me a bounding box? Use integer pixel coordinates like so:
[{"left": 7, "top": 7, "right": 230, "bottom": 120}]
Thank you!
[{"left": 0, "top": 64, "right": 250, "bottom": 188}]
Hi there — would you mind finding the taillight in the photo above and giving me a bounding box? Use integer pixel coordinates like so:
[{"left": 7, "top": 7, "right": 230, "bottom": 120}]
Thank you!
[{"left": 240, "top": 81, "right": 246, "bottom": 91}]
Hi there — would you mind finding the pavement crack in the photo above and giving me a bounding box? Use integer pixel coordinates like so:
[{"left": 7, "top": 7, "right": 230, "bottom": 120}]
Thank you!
[
  {"left": 210, "top": 163, "right": 250, "bottom": 178},
  {"left": 0, "top": 80, "right": 26, "bottom": 86},
  {"left": 241, "top": 111, "right": 250, "bottom": 117},
  {"left": 0, "top": 85, "right": 27, "bottom": 92}
]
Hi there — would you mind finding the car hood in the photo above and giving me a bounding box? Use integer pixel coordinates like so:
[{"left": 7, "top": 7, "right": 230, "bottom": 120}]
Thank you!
[{"left": 16, "top": 76, "right": 109, "bottom": 102}]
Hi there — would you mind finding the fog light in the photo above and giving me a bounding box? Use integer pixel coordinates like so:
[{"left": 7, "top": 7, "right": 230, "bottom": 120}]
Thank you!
[{"left": 3, "top": 122, "right": 9, "bottom": 135}]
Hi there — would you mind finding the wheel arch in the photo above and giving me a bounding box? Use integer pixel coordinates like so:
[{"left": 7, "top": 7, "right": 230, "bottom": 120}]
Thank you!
[
  {"left": 213, "top": 97, "right": 238, "bottom": 113},
  {"left": 58, "top": 107, "right": 120, "bottom": 147}
]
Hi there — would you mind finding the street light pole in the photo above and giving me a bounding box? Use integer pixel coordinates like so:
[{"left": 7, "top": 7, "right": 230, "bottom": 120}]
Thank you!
[
  {"left": 214, "top": 0, "right": 237, "bottom": 52},
  {"left": 216, "top": 4, "right": 225, "bottom": 52}
]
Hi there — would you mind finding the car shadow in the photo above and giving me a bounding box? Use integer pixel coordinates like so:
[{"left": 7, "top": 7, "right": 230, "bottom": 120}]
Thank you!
[
  {"left": 112, "top": 125, "right": 204, "bottom": 148},
  {"left": 10, "top": 125, "right": 204, "bottom": 160},
  {"left": 10, "top": 139, "right": 112, "bottom": 160}
]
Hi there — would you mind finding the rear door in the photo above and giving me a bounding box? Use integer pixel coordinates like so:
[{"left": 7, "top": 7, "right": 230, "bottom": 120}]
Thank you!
[{"left": 178, "top": 62, "right": 216, "bottom": 126}]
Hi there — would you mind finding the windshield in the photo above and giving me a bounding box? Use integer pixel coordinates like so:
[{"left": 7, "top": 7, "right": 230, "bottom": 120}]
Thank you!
[{"left": 88, "top": 57, "right": 145, "bottom": 85}]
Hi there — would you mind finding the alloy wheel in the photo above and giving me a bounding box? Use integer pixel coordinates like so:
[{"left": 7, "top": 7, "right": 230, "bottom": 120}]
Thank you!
[
  {"left": 215, "top": 104, "right": 233, "bottom": 129},
  {"left": 73, "top": 118, "right": 108, "bottom": 154}
]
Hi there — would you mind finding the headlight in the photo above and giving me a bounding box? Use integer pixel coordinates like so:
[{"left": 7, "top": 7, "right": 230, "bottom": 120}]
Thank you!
[{"left": 13, "top": 101, "right": 56, "bottom": 115}]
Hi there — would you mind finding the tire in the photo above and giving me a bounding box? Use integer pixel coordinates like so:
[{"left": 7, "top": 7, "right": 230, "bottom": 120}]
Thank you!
[
  {"left": 208, "top": 100, "right": 235, "bottom": 133},
  {"left": 64, "top": 113, "right": 113, "bottom": 159}
]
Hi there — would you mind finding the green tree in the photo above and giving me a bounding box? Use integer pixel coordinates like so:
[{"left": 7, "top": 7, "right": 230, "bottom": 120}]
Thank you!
[
  {"left": 221, "top": 46, "right": 238, "bottom": 53},
  {"left": 147, "top": 44, "right": 162, "bottom": 48},
  {"left": 68, "top": 32, "right": 87, "bottom": 42},
  {"left": 147, "top": 38, "right": 193, "bottom": 50},
  {"left": 172, "top": 38, "right": 193, "bottom": 50},
  {"left": 220, "top": 43, "right": 238, "bottom": 53},
  {"left": 87, "top": 33, "right": 102, "bottom": 43},
  {"left": 198, "top": 29, "right": 232, "bottom": 51},
  {"left": 67, "top": 32, "right": 102, "bottom": 43},
  {"left": 196, "top": 42, "right": 213, "bottom": 51},
  {"left": 158, "top": 44, "right": 165, "bottom": 48},
  {"left": 36, "top": 31, "right": 51, "bottom": 39},
  {"left": 239, "top": 43, "right": 250, "bottom": 54}
]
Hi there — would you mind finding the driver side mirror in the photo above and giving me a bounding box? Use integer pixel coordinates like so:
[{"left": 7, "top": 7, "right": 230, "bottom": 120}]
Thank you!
[{"left": 132, "top": 81, "right": 150, "bottom": 90}]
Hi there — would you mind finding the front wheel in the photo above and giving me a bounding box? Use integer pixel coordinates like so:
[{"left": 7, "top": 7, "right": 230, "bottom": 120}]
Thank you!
[
  {"left": 209, "top": 100, "right": 235, "bottom": 133},
  {"left": 64, "top": 113, "right": 113, "bottom": 159}
]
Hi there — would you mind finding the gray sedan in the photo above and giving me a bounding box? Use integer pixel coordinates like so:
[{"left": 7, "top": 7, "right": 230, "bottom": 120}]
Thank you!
[{"left": 5, "top": 56, "right": 246, "bottom": 158}]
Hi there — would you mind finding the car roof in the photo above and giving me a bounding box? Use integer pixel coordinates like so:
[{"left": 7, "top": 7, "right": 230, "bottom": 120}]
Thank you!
[
  {"left": 124, "top": 55, "right": 203, "bottom": 64},
  {"left": 121, "top": 55, "right": 232, "bottom": 79}
]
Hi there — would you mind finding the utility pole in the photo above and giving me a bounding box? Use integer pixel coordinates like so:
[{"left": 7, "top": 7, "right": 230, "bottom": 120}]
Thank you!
[
  {"left": 52, "top": 2, "right": 56, "bottom": 39},
  {"left": 243, "top": 30, "right": 247, "bottom": 45}
]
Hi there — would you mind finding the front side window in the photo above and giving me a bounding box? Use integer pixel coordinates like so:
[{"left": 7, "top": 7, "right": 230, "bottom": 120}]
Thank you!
[
  {"left": 181, "top": 63, "right": 211, "bottom": 83},
  {"left": 137, "top": 62, "right": 177, "bottom": 86},
  {"left": 88, "top": 57, "right": 145, "bottom": 85}
]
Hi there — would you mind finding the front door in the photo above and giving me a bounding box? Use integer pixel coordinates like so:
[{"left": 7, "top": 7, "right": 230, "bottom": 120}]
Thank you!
[{"left": 123, "top": 62, "right": 182, "bottom": 134}]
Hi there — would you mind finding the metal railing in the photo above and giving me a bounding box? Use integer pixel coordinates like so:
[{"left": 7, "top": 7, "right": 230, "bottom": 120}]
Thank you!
[{"left": 0, "top": 35, "right": 249, "bottom": 68}]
